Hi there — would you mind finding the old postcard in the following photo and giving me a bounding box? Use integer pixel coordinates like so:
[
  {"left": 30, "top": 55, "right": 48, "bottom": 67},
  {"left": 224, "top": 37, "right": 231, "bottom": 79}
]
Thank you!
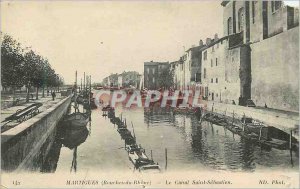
[{"left": 1, "top": 0, "right": 299, "bottom": 188}]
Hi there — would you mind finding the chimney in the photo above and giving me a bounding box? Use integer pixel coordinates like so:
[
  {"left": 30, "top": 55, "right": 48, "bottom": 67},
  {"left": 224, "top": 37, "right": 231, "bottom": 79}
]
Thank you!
[
  {"left": 206, "top": 38, "right": 212, "bottom": 45},
  {"left": 199, "top": 40, "right": 203, "bottom": 46}
]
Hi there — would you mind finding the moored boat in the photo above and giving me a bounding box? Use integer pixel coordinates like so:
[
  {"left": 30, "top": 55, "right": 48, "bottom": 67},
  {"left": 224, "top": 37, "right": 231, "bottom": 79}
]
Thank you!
[
  {"left": 62, "top": 124, "right": 89, "bottom": 149},
  {"left": 62, "top": 112, "right": 90, "bottom": 128}
]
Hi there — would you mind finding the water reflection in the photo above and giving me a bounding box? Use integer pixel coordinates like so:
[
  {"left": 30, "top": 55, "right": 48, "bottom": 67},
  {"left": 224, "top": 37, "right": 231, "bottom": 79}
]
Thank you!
[
  {"left": 143, "top": 108, "right": 298, "bottom": 172},
  {"left": 41, "top": 113, "right": 89, "bottom": 173},
  {"left": 37, "top": 106, "right": 299, "bottom": 173}
]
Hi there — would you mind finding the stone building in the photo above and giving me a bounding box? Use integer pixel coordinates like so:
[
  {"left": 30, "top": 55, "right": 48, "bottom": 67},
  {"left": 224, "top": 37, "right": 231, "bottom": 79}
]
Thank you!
[
  {"left": 201, "top": 32, "right": 251, "bottom": 104},
  {"left": 144, "top": 61, "right": 169, "bottom": 90},
  {"left": 185, "top": 44, "right": 205, "bottom": 90},
  {"left": 119, "top": 71, "right": 141, "bottom": 88},
  {"left": 102, "top": 73, "right": 119, "bottom": 87},
  {"left": 221, "top": 0, "right": 299, "bottom": 111}
]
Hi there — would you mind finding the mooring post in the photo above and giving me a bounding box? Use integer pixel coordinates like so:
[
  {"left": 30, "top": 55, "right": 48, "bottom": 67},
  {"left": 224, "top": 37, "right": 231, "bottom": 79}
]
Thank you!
[
  {"left": 289, "top": 130, "right": 292, "bottom": 150},
  {"left": 231, "top": 110, "right": 235, "bottom": 126},
  {"left": 259, "top": 126, "right": 262, "bottom": 141},
  {"left": 151, "top": 150, "right": 153, "bottom": 160},
  {"left": 165, "top": 148, "right": 168, "bottom": 171},
  {"left": 84, "top": 72, "right": 86, "bottom": 92},
  {"left": 290, "top": 130, "right": 294, "bottom": 166}
]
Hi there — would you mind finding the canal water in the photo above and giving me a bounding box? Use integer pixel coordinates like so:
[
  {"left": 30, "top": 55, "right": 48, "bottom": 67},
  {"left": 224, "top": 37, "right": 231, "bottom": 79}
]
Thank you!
[{"left": 39, "top": 104, "right": 299, "bottom": 173}]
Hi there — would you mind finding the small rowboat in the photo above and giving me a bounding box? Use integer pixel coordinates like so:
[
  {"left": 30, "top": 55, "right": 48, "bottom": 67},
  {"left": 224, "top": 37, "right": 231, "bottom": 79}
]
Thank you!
[
  {"left": 128, "top": 145, "right": 151, "bottom": 168},
  {"left": 138, "top": 164, "right": 161, "bottom": 173},
  {"left": 102, "top": 105, "right": 113, "bottom": 111}
]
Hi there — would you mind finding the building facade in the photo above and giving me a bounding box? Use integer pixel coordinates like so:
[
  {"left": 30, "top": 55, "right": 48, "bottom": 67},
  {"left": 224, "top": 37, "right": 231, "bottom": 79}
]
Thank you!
[
  {"left": 221, "top": 0, "right": 299, "bottom": 110},
  {"left": 144, "top": 61, "right": 170, "bottom": 90},
  {"left": 201, "top": 32, "right": 251, "bottom": 104}
]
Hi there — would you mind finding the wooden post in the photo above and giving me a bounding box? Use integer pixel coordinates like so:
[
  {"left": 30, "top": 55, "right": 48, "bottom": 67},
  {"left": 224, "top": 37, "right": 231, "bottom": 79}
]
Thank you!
[
  {"left": 259, "top": 126, "right": 262, "bottom": 141},
  {"left": 289, "top": 130, "right": 294, "bottom": 166},
  {"left": 83, "top": 72, "right": 86, "bottom": 93},
  {"left": 231, "top": 110, "right": 234, "bottom": 126},
  {"left": 89, "top": 75, "right": 91, "bottom": 107},
  {"left": 75, "top": 71, "right": 77, "bottom": 88},
  {"left": 131, "top": 121, "right": 136, "bottom": 140},
  {"left": 165, "top": 148, "right": 168, "bottom": 170},
  {"left": 289, "top": 130, "right": 292, "bottom": 150}
]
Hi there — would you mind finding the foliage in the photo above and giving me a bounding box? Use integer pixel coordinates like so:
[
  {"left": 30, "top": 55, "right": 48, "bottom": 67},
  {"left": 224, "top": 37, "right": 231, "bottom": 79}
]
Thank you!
[
  {"left": 157, "top": 68, "right": 174, "bottom": 89},
  {"left": 1, "top": 33, "right": 63, "bottom": 92}
]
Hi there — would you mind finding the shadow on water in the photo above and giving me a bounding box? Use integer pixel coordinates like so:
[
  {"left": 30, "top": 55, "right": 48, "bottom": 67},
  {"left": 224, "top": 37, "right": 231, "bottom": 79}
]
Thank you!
[{"left": 40, "top": 109, "right": 90, "bottom": 173}]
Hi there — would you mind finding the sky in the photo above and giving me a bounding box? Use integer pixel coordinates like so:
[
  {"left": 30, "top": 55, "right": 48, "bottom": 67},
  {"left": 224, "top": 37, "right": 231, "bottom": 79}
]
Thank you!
[{"left": 0, "top": 1, "right": 298, "bottom": 84}]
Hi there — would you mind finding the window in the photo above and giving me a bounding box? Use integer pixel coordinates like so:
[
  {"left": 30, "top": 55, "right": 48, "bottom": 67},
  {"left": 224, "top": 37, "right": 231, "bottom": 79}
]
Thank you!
[
  {"left": 152, "top": 77, "right": 155, "bottom": 83},
  {"left": 271, "top": 1, "right": 282, "bottom": 13},
  {"left": 238, "top": 8, "right": 245, "bottom": 32},
  {"left": 211, "top": 78, "right": 213, "bottom": 83},
  {"left": 252, "top": 1, "right": 257, "bottom": 23},
  {"left": 216, "top": 58, "right": 218, "bottom": 66},
  {"left": 152, "top": 68, "right": 155, "bottom": 74},
  {"left": 203, "top": 51, "right": 207, "bottom": 60},
  {"left": 211, "top": 59, "right": 213, "bottom": 67},
  {"left": 204, "top": 68, "right": 206, "bottom": 79},
  {"left": 216, "top": 78, "right": 218, "bottom": 83},
  {"left": 228, "top": 17, "right": 233, "bottom": 35}
]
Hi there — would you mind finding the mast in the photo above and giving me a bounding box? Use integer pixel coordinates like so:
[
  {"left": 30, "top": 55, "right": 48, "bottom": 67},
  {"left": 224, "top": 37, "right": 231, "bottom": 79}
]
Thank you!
[
  {"left": 131, "top": 121, "right": 136, "bottom": 140},
  {"left": 75, "top": 70, "right": 77, "bottom": 89},
  {"left": 89, "top": 75, "right": 92, "bottom": 106},
  {"left": 84, "top": 72, "right": 86, "bottom": 93}
]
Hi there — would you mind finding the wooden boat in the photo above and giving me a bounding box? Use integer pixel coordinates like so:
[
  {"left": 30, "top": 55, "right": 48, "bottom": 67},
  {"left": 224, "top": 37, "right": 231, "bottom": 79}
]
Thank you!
[
  {"left": 128, "top": 145, "right": 152, "bottom": 168},
  {"left": 202, "top": 112, "right": 228, "bottom": 126},
  {"left": 62, "top": 112, "right": 90, "bottom": 128},
  {"left": 102, "top": 105, "right": 113, "bottom": 111},
  {"left": 138, "top": 164, "right": 161, "bottom": 173},
  {"left": 76, "top": 95, "right": 84, "bottom": 104},
  {"left": 173, "top": 105, "right": 195, "bottom": 114},
  {"left": 62, "top": 124, "right": 89, "bottom": 149},
  {"left": 118, "top": 128, "right": 131, "bottom": 137},
  {"left": 108, "top": 109, "right": 115, "bottom": 118},
  {"left": 90, "top": 98, "right": 98, "bottom": 109}
]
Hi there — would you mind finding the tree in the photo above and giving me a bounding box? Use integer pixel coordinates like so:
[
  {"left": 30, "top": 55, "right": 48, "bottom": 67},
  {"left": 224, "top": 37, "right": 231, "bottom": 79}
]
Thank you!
[
  {"left": 157, "top": 68, "right": 174, "bottom": 89},
  {"left": 23, "top": 50, "right": 38, "bottom": 102},
  {"left": 1, "top": 34, "right": 25, "bottom": 100},
  {"left": 1, "top": 33, "right": 64, "bottom": 102}
]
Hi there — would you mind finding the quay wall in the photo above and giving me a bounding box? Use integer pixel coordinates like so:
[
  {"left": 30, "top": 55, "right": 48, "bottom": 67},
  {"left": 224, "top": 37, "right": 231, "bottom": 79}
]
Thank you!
[
  {"left": 1, "top": 96, "right": 71, "bottom": 172},
  {"left": 205, "top": 101, "right": 299, "bottom": 139}
]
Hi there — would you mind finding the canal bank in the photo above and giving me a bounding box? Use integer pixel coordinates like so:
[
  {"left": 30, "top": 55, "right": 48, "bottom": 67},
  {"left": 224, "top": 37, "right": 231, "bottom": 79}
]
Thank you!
[
  {"left": 203, "top": 101, "right": 299, "bottom": 140},
  {"left": 1, "top": 95, "right": 72, "bottom": 172}
]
